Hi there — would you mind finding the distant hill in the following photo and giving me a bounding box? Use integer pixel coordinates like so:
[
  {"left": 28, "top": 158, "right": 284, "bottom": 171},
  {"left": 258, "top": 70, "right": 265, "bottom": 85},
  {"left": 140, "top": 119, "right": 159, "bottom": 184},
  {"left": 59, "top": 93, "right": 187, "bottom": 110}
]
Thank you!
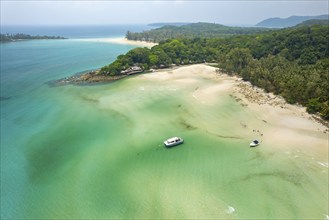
[
  {"left": 256, "top": 14, "right": 329, "bottom": 28},
  {"left": 127, "top": 22, "right": 269, "bottom": 42},
  {"left": 295, "top": 19, "right": 329, "bottom": 27},
  {"left": 148, "top": 22, "right": 191, "bottom": 27}
]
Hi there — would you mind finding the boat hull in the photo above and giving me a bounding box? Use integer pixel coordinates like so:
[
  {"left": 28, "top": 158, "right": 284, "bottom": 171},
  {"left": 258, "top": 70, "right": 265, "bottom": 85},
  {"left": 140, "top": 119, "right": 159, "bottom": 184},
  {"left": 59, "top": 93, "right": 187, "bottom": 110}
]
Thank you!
[
  {"left": 249, "top": 141, "right": 260, "bottom": 147},
  {"left": 164, "top": 140, "right": 184, "bottom": 148}
]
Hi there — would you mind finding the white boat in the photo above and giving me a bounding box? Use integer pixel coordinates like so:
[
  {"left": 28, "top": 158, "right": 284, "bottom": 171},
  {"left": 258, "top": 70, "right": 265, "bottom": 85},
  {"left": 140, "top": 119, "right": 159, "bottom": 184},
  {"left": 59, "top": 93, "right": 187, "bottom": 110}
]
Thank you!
[
  {"left": 164, "top": 137, "right": 184, "bottom": 148},
  {"left": 250, "top": 140, "right": 260, "bottom": 147}
]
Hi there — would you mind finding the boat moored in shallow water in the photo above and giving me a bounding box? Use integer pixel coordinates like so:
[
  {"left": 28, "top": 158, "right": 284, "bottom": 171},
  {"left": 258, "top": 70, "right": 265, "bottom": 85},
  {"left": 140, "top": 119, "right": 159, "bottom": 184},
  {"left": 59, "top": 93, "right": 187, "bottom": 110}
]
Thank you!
[
  {"left": 164, "top": 137, "right": 184, "bottom": 148},
  {"left": 250, "top": 140, "right": 260, "bottom": 147}
]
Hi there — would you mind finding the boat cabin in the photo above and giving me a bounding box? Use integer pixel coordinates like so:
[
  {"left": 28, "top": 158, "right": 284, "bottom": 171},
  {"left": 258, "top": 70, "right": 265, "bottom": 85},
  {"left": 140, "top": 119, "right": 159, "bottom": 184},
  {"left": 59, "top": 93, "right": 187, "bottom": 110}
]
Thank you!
[
  {"left": 250, "top": 140, "right": 260, "bottom": 147},
  {"left": 164, "top": 137, "right": 184, "bottom": 148}
]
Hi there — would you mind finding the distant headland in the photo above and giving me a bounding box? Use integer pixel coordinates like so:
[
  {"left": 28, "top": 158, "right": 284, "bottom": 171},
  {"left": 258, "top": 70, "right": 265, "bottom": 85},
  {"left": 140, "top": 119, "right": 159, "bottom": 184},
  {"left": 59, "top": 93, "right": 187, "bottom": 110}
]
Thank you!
[{"left": 0, "top": 33, "right": 66, "bottom": 42}]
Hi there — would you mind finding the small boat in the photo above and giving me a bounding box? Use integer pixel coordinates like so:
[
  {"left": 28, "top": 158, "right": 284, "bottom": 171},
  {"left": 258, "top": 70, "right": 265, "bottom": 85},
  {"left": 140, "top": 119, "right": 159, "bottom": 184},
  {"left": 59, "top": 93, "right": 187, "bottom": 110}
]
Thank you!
[
  {"left": 250, "top": 140, "right": 260, "bottom": 147},
  {"left": 164, "top": 137, "right": 184, "bottom": 148}
]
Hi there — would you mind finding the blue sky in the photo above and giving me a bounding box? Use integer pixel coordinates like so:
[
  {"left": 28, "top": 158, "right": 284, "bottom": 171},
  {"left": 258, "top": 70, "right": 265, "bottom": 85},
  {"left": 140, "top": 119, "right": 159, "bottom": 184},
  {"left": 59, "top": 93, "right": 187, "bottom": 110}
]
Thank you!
[{"left": 1, "top": 1, "right": 328, "bottom": 26}]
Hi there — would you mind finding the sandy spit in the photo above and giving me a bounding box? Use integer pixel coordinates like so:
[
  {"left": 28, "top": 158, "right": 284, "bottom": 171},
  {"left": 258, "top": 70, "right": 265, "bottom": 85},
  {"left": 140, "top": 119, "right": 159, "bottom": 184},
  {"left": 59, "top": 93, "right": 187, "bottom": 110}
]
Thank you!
[{"left": 75, "top": 37, "right": 157, "bottom": 48}]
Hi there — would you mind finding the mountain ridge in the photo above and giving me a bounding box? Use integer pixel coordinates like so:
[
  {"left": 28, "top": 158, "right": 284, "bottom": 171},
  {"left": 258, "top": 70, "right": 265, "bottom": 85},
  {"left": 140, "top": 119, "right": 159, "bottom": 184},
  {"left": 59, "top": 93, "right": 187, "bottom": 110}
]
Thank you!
[{"left": 256, "top": 14, "right": 329, "bottom": 28}]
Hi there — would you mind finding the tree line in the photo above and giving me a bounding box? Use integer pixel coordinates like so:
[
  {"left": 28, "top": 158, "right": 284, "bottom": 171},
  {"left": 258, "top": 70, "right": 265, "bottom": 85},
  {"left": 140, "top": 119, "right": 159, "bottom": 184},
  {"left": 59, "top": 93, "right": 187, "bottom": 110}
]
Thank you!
[
  {"left": 0, "top": 33, "right": 66, "bottom": 42},
  {"left": 126, "top": 22, "right": 269, "bottom": 43},
  {"left": 100, "top": 24, "right": 329, "bottom": 120}
]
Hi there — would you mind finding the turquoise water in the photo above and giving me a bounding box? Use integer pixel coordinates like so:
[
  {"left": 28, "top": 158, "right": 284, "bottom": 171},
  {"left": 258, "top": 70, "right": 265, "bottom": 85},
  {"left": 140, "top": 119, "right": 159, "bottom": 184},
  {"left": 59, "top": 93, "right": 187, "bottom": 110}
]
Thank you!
[
  {"left": 1, "top": 25, "right": 152, "bottom": 38},
  {"left": 1, "top": 29, "right": 328, "bottom": 219},
  {"left": 1, "top": 37, "right": 137, "bottom": 218}
]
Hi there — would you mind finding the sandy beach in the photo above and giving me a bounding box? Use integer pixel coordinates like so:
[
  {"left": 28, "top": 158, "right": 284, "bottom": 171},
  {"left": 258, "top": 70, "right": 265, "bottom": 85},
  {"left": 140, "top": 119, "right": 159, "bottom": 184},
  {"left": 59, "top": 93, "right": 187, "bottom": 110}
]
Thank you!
[
  {"left": 140, "top": 64, "right": 329, "bottom": 158},
  {"left": 105, "top": 37, "right": 158, "bottom": 47},
  {"left": 232, "top": 77, "right": 328, "bottom": 154},
  {"left": 76, "top": 37, "right": 157, "bottom": 48}
]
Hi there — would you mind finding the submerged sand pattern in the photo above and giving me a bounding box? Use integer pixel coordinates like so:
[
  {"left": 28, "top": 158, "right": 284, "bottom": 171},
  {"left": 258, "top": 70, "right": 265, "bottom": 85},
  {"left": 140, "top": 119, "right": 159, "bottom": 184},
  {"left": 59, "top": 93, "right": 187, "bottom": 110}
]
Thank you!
[{"left": 16, "top": 64, "right": 329, "bottom": 219}]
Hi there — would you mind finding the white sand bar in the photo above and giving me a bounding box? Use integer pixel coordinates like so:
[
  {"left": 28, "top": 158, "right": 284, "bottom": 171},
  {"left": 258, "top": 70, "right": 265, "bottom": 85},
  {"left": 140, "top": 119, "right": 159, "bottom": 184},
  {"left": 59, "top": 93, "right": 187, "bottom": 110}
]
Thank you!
[{"left": 75, "top": 37, "right": 157, "bottom": 48}]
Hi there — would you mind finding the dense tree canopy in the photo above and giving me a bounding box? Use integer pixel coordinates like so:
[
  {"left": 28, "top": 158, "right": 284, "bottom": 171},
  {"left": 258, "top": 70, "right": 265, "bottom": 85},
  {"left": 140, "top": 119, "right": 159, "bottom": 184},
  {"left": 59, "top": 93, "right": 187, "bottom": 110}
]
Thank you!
[
  {"left": 0, "top": 33, "right": 66, "bottom": 42},
  {"left": 126, "top": 22, "right": 269, "bottom": 42}
]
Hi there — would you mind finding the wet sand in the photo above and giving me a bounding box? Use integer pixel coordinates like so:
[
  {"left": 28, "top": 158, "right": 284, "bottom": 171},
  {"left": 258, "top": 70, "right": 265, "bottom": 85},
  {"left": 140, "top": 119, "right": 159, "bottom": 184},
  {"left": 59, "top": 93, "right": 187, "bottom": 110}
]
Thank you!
[
  {"left": 144, "top": 64, "right": 328, "bottom": 156},
  {"left": 147, "top": 64, "right": 329, "bottom": 134}
]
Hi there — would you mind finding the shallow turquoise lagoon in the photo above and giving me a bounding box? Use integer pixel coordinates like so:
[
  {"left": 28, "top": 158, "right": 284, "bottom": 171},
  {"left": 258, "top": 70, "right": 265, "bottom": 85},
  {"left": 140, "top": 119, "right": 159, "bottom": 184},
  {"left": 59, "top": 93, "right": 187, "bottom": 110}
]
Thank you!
[{"left": 1, "top": 38, "right": 328, "bottom": 219}]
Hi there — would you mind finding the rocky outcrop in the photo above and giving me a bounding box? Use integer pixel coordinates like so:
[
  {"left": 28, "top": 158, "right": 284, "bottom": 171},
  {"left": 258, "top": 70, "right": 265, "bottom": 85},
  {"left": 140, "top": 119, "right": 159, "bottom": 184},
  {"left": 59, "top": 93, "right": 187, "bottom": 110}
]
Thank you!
[{"left": 49, "top": 70, "right": 127, "bottom": 86}]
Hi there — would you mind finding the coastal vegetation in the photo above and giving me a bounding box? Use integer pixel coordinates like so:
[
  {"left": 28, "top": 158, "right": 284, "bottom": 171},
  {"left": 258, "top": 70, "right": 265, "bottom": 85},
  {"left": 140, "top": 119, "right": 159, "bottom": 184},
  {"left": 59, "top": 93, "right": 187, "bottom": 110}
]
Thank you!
[
  {"left": 148, "top": 22, "right": 191, "bottom": 27},
  {"left": 0, "top": 33, "right": 66, "bottom": 42},
  {"left": 100, "top": 24, "right": 329, "bottom": 120},
  {"left": 126, "top": 22, "right": 269, "bottom": 42},
  {"left": 296, "top": 19, "right": 329, "bottom": 27}
]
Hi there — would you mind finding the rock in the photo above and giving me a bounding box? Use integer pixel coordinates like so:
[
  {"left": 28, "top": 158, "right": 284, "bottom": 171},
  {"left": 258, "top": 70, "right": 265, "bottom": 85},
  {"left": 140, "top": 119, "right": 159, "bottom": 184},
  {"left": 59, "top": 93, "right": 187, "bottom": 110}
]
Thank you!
[{"left": 48, "top": 69, "right": 127, "bottom": 86}]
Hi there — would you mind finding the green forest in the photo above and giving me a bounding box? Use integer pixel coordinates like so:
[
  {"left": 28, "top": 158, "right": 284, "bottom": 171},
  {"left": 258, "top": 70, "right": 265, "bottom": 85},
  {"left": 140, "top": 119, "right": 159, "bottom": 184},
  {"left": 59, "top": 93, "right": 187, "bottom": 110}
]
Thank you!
[
  {"left": 0, "top": 33, "right": 66, "bottom": 42},
  {"left": 126, "top": 22, "right": 269, "bottom": 42},
  {"left": 100, "top": 24, "right": 329, "bottom": 120}
]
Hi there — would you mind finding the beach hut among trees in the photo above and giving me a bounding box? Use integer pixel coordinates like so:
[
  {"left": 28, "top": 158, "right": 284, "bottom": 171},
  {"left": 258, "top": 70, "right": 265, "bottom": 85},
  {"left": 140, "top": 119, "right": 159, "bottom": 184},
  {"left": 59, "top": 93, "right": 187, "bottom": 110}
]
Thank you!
[{"left": 121, "top": 65, "right": 143, "bottom": 75}]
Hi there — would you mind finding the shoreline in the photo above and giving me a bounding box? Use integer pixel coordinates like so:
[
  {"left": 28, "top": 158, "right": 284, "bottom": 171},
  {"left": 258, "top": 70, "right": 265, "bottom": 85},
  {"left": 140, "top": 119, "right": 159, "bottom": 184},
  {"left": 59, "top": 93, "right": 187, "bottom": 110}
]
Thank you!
[
  {"left": 147, "top": 64, "right": 329, "bottom": 129},
  {"left": 137, "top": 64, "right": 328, "bottom": 159},
  {"left": 48, "top": 69, "right": 127, "bottom": 86},
  {"left": 103, "top": 37, "right": 158, "bottom": 47},
  {"left": 52, "top": 64, "right": 328, "bottom": 129},
  {"left": 230, "top": 76, "right": 329, "bottom": 128}
]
